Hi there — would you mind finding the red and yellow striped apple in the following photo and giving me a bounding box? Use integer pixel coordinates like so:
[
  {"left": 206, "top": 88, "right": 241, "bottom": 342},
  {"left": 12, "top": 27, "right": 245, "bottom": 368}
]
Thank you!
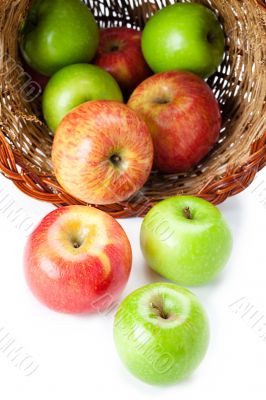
[
  {"left": 52, "top": 100, "right": 154, "bottom": 205},
  {"left": 128, "top": 71, "right": 221, "bottom": 173},
  {"left": 24, "top": 206, "right": 132, "bottom": 314},
  {"left": 94, "top": 28, "right": 151, "bottom": 96}
]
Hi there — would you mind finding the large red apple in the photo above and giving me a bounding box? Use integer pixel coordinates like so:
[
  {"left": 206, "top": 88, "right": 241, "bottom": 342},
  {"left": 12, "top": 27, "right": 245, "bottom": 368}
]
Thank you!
[
  {"left": 52, "top": 100, "right": 154, "bottom": 205},
  {"left": 94, "top": 27, "right": 151, "bottom": 96},
  {"left": 128, "top": 71, "right": 221, "bottom": 173},
  {"left": 24, "top": 206, "right": 132, "bottom": 314}
]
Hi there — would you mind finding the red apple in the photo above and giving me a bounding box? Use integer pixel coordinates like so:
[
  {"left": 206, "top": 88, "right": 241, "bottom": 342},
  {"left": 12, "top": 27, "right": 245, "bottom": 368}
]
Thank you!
[
  {"left": 94, "top": 27, "right": 151, "bottom": 96},
  {"left": 128, "top": 71, "right": 221, "bottom": 173},
  {"left": 22, "top": 59, "right": 50, "bottom": 91},
  {"left": 52, "top": 100, "right": 154, "bottom": 205},
  {"left": 24, "top": 206, "right": 132, "bottom": 314}
]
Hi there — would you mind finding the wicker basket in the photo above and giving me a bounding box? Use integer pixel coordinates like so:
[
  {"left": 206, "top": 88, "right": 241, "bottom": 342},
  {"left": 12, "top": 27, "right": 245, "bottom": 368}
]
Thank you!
[{"left": 0, "top": 0, "right": 265, "bottom": 218}]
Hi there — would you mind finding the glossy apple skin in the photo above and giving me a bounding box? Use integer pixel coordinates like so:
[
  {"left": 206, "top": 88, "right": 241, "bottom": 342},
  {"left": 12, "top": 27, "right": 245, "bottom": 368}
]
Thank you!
[
  {"left": 52, "top": 100, "right": 154, "bottom": 205},
  {"left": 140, "top": 196, "right": 233, "bottom": 286},
  {"left": 94, "top": 28, "right": 151, "bottom": 96},
  {"left": 20, "top": 0, "right": 99, "bottom": 76},
  {"left": 42, "top": 64, "right": 123, "bottom": 132},
  {"left": 142, "top": 3, "right": 225, "bottom": 78},
  {"left": 24, "top": 206, "right": 132, "bottom": 314},
  {"left": 114, "top": 282, "right": 209, "bottom": 385},
  {"left": 128, "top": 71, "right": 221, "bottom": 173}
]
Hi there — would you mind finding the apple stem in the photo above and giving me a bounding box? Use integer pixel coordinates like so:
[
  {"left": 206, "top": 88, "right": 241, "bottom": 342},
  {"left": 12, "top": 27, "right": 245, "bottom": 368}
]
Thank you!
[
  {"left": 110, "top": 45, "right": 119, "bottom": 52},
  {"left": 153, "top": 98, "right": 169, "bottom": 105},
  {"left": 183, "top": 206, "right": 192, "bottom": 220},
  {"left": 110, "top": 154, "right": 121, "bottom": 166},
  {"left": 151, "top": 302, "right": 168, "bottom": 319}
]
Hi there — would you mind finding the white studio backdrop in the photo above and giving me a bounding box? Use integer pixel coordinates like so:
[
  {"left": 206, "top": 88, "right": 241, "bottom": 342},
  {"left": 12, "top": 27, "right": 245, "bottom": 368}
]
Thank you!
[{"left": 0, "top": 168, "right": 265, "bottom": 400}]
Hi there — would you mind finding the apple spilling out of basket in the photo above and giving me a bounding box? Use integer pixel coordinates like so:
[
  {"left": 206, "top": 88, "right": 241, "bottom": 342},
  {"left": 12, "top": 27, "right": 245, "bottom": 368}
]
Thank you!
[{"left": 21, "top": 0, "right": 234, "bottom": 386}]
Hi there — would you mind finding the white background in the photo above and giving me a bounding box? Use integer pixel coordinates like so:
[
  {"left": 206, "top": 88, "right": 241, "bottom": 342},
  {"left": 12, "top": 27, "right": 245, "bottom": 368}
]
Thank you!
[{"left": 0, "top": 168, "right": 265, "bottom": 400}]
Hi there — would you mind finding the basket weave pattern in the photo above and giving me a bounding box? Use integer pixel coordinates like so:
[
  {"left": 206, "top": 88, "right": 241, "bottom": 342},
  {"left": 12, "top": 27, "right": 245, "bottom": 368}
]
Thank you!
[{"left": 0, "top": 0, "right": 265, "bottom": 217}]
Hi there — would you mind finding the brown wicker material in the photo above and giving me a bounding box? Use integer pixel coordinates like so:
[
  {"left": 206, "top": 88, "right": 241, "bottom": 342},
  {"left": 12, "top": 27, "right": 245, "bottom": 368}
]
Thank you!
[{"left": 0, "top": 0, "right": 265, "bottom": 218}]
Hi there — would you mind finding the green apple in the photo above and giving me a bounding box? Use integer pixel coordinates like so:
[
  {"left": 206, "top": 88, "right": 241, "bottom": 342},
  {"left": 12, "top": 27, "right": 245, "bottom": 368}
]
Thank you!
[
  {"left": 20, "top": 0, "right": 99, "bottom": 76},
  {"left": 42, "top": 64, "right": 123, "bottom": 132},
  {"left": 114, "top": 282, "right": 209, "bottom": 385},
  {"left": 142, "top": 3, "right": 225, "bottom": 78},
  {"left": 140, "top": 196, "right": 232, "bottom": 286}
]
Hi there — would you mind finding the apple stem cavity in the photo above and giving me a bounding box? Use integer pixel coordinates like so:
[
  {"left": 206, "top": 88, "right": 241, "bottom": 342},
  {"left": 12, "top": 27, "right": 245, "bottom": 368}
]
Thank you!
[
  {"left": 71, "top": 237, "right": 83, "bottom": 249},
  {"left": 151, "top": 302, "right": 169, "bottom": 320},
  {"left": 153, "top": 98, "right": 170, "bottom": 105},
  {"left": 110, "top": 153, "right": 122, "bottom": 166},
  {"left": 183, "top": 206, "right": 192, "bottom": 220},
  {"left": 110, "top": 45, "right": 120, "bottom": 52}
]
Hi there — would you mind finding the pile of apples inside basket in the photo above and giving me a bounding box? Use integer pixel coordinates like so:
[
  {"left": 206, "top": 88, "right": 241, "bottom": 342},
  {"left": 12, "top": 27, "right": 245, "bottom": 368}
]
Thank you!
[{"left": 20, "top": 0, "right": 225, "bottom": 206}]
